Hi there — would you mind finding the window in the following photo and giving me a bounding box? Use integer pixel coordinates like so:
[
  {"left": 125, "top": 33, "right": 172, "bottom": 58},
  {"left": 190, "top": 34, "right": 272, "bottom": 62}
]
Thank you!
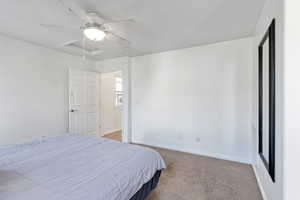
[{"left": 115, "top": 77, "right": 123, "bottom": 107}]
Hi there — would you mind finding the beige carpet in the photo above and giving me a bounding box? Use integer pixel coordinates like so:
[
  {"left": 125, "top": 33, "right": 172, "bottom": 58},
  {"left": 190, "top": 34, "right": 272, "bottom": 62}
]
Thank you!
[
  {"left": 103, "top": 133, "right": 263, "bottom": 200},
  {"left": 146, "top": 146, "right": 263, "bottom": 200}
]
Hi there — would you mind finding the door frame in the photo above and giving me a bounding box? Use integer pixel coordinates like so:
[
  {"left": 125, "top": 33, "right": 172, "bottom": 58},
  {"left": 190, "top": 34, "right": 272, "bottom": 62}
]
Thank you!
[{"left": 95, "top": 59, "right": 131, "bottom": 143}]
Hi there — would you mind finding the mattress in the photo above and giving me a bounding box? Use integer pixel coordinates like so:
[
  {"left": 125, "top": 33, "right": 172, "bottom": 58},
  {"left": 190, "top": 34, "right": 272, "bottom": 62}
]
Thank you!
[{"left": 0, "top": 135, "right": 166, "bottom": 200}]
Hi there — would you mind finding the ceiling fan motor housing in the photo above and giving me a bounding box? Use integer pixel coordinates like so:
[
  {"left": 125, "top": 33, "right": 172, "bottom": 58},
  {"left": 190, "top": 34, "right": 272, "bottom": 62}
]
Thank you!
[{"left": 81, "top": 23, "right": 105, "bottom": 31}]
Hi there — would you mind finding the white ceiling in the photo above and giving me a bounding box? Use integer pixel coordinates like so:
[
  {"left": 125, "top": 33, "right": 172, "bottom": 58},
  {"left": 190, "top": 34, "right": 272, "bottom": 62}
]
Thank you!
[{"left": 0, "top": 0, "right": 265, "bottom": 60}]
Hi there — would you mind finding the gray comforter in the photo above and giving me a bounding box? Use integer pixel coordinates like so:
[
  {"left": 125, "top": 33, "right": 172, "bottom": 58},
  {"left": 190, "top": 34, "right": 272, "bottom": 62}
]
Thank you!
[{"left": 0, "top": 135, "right": 166, "bottom": 200}]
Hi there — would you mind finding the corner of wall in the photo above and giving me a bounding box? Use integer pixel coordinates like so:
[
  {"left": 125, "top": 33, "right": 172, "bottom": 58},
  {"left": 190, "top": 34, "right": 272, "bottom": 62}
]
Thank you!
[{"left": 252, "top": 164, "right": 269, "bottom": 200}]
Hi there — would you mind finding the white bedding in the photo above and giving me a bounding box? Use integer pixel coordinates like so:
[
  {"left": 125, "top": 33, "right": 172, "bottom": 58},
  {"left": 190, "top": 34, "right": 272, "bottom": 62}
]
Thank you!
[{"left": 0, "top": 135, "right": 166, "bottom": 200}]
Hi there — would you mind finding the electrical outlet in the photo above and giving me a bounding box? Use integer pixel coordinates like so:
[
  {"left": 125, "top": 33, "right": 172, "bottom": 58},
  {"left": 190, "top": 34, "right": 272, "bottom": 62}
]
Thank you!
[{"left": 177, "top": 134, "right": 182, "bottom": 140}]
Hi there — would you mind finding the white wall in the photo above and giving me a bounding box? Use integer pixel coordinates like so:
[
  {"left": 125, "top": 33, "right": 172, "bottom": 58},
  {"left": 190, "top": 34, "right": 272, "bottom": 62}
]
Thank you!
[
  {"left": 251, "top": 0, "right": 284, "bottom": 199},
  {"left": 284, "top": 2, "right": 300, "bottom": 200},
  {"left": 100, "top": 72, "right": 122, "bottom": 135},
  {"left": 131, "top": 38, "right": 253, "bottom": 164},
  {"left": 0, "top": 35, "right": 95, "bottom": 145}
]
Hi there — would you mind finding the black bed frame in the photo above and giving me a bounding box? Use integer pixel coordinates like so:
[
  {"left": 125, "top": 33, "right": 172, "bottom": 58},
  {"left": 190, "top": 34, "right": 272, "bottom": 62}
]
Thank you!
[{"left": 130, "top": 170, "right": 161, "bottom": 200}]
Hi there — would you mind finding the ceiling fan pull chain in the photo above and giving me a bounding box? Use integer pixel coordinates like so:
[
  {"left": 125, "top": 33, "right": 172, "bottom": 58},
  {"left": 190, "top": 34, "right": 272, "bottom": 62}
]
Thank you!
[{"left": 82, "top": 31, "right": 86, "bottom": 60}]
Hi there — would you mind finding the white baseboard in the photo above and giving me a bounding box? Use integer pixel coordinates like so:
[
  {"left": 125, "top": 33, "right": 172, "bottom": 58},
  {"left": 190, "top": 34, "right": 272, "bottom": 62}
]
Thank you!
[
  {"left": 252, "top": 164, "right": 268, "bottom": 200},
  {"left": 134, "top": 140, "right": 251, "bottom": 164}
]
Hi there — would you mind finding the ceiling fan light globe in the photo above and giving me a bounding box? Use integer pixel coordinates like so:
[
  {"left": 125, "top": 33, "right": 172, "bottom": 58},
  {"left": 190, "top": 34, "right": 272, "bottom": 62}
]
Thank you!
[{"left": 84, "top": 27, "right": 106, "bottom": 41}]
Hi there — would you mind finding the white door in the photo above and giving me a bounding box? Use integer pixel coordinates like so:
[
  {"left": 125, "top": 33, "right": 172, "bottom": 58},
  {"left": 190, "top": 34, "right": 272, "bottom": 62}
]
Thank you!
[
  {"left": 69, "top": 69, "right": 99, "bottom": 136},
  {"left": 86, "top": 71, "right": 99, "bottom": 136}
]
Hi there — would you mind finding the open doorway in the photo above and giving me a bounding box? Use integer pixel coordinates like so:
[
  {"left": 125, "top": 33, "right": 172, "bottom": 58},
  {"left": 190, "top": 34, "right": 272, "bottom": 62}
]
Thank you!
[{"left": 99, "top": 71, "right": 123, "bottom": 142}]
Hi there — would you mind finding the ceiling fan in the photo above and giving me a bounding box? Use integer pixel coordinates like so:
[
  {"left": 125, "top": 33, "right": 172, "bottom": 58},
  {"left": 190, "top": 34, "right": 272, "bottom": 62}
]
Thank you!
[{"left": 41, "top": 0, "right": 134, "bottom": 57}]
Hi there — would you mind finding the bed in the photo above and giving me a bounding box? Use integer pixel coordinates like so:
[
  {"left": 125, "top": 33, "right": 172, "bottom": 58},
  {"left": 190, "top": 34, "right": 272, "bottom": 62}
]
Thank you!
[{"left": 0, "top": 135, "right": 166, "bottom": 200}]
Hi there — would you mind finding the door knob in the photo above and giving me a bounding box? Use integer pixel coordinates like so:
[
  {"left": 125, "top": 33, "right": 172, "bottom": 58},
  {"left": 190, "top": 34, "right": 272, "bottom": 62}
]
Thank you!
[{"left": 70, "top": 109, "right": 78, "bottom": 113}]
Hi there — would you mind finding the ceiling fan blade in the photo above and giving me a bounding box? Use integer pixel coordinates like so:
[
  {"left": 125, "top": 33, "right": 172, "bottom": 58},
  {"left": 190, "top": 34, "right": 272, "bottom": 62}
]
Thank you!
[
  {"left": 61, "top": 40, "right": 80, "bottom": 47},
  {"left": 103, "top": 19, "right": 135, "bottom": 25},
  {"left": 85, "top": 10, "right": 134, "bottom": 26},
  {"left": 59, "top": 0, "right": 92, "bottom": 23},
  {"left": 89, "top": 50, "right": 104, "bottom": 56},
  {"left": 40, "top": 24, "right": 79, "bottom": 30},
  {"left": 106, "top": 31, "right": 131, "bottom": 45}
]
